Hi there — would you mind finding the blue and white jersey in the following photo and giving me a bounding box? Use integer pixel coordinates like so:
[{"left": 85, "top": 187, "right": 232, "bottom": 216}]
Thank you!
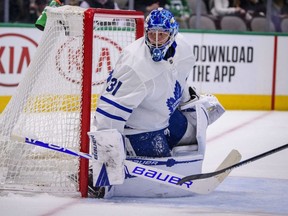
[{"left": 93, "top": 34, "right": 196, "bottom": 135}]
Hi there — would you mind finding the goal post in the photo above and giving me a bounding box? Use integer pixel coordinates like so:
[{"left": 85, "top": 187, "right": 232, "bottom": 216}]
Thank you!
[{"left": 0, "top": 6, "right": 144, "bottom": 197}]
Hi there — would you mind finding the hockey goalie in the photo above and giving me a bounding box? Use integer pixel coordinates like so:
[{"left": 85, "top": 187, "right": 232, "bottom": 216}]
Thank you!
[{"left": 88, "top": 7, "right": 225, "bottom": 198}]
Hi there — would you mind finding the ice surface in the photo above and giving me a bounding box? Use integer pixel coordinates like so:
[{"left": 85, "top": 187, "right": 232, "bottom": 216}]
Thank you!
[{"left": 0, "top": 111, "right": 288, "bottom": 216}]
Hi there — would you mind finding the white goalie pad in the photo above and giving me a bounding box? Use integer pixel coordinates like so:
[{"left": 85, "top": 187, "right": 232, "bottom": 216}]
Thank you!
[
  {"left": 88, "top": 129, "right": 126, "bottom": 186},
  {"left": 114, "top": 152, "right": 204, "bottom": 198},
  {"left": 181, "top": 94, "right": 225, "bottom": 125},
  {"left": 195, "top": 103, "right": 208, "bottom": 155},
  {"left": 180, "top": 103, "right": 209, "bottom": 155}
]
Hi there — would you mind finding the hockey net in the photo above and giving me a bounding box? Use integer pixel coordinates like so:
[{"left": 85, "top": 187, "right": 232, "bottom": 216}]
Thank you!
[{"left": 0, "top": 6, "right": 144, "bottom": 197}]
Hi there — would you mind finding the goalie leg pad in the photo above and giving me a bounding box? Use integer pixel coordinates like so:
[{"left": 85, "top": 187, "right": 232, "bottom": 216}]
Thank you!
[
  {"left": 195, "top": 103, "right": 208, "bottom": 155},
  {"left": 177, "top": 119, "right": 197, "bottom": 146},
  {"left": 180, "top": 103, "right": 208, "bottom": 155},
  {"left": 88, "top": 129, "right": 125, "bottom": 186}
]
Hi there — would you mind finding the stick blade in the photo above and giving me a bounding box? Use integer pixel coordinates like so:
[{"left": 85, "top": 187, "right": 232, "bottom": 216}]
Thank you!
[
  {"left": 215, "top": 149, "right": 242, "bottom": 183},
  {"left": 180, "top": 149, "right": 242, "bottom": 194}
]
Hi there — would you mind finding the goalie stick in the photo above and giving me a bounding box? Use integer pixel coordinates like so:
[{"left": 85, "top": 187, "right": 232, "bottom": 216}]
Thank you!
[
  {"left": 178, "top": 143, "right": 288, "bottom": 184},
  {"left": 11, "top": 135, "right": 241, "bottom": 195}
]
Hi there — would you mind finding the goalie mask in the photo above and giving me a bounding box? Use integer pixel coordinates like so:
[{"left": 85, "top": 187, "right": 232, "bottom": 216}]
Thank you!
[{"left": 145, "top": 8, "right": 179, "bottom": 62}]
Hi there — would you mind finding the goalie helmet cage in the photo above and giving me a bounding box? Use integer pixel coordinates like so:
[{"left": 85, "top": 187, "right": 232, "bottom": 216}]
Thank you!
[{"left": 0, "top": 6, "right": 144, "bottom": 197}]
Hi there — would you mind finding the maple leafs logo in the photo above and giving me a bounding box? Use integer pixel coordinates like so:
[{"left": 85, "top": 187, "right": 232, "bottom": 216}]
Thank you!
[{"left": 166, "top": 81, "right": 182, "bottom": 115}]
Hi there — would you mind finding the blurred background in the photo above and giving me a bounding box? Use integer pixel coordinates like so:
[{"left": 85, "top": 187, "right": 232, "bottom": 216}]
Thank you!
[{"left": 1, "top": 0, "right": 288, "bottom": 32}]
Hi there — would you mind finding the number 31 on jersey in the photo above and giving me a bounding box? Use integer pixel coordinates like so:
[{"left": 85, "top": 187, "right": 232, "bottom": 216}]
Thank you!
[{"left": 106, "top": 77, "right": 122, "bottom": 96}]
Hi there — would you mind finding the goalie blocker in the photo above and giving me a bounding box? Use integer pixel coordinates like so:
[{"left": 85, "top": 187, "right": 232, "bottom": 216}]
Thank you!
[{"left": 88, "top": 129, "right": 126, "bottom": 186}]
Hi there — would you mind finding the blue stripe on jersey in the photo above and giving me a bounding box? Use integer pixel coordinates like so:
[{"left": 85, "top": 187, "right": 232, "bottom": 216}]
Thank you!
[
  {"left": 96, "top": 108, "right": 126, "bottom": 121},
  {"left": 100, "top": 96, "right": 133, "bottom": 113}
]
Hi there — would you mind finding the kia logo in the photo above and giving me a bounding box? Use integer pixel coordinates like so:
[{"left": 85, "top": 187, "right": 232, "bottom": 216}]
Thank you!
[
  {"left": 56, "top": 34, "right": 122, "bottom": 86},
  {"left": 0, "top": 33, "right": 38, "bottom": 87}
]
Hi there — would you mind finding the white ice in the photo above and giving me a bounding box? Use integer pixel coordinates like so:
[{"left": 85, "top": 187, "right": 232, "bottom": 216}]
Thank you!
[{"left": 0, "top": 111, "right": 288, "bottom": 216}]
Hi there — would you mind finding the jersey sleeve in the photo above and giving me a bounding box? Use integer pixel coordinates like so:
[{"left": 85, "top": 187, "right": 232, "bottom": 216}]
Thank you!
[{"left": 93, "top": 53, "right": 147, "bottom": 133}]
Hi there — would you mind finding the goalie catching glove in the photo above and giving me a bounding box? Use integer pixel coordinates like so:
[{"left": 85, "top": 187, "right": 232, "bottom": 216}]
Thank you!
[{"left": 180, "top": 87, "right": 225, "bottom": 125}]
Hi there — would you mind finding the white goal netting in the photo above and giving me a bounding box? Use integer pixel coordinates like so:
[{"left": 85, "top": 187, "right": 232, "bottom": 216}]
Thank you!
[{"left": 0, "top": 6, "right": 143, "bottom": 196}]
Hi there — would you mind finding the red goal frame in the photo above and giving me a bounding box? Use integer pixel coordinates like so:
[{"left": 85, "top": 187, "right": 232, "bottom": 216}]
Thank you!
[{"left": 80, "top": 8, "right": 144, "bottom": 197}]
